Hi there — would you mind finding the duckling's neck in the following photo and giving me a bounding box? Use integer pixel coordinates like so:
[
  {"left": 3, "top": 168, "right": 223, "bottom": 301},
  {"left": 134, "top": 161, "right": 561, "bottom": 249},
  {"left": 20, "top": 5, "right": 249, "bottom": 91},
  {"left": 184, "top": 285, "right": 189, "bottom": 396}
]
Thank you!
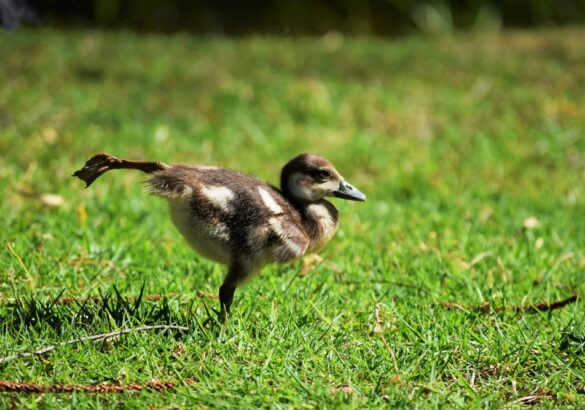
[
  {"left": 298, "top": 199, "right": 340, "bottom": 251},
  {"left": 280, "top": 184, "right": 340, "bottom": 251}
]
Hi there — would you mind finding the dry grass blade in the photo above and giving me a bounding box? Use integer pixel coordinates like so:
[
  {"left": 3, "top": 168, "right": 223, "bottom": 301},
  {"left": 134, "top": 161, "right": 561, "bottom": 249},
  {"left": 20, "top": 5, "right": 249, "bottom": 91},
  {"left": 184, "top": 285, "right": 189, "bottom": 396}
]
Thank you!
[{"left": 373, "top": 304, "right": 400, "bottom": 376}]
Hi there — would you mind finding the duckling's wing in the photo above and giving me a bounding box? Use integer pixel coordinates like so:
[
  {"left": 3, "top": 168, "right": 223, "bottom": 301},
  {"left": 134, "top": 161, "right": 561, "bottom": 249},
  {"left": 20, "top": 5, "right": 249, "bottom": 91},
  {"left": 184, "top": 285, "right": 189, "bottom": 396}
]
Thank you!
[{"left": 266, "top": 214, "right": 310, "bottom": 263}]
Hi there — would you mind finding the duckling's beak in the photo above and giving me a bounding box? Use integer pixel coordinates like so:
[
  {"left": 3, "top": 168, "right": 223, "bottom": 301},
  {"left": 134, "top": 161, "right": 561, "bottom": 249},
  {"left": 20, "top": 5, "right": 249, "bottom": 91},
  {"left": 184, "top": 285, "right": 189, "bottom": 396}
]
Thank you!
[{"left": 333, "top": 180, "right": 366, "bottom": 202}]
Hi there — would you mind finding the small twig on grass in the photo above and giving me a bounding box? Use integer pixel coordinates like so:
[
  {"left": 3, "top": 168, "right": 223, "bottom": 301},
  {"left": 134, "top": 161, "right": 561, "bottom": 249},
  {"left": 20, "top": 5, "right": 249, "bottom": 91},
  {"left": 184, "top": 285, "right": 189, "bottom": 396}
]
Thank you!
[
  {"left": 0, "top": 378, "right": 196, "bottom": 393},
  {"left": 437, "top": 295, "right": 578, "bottom": 314},
  {"left": 516, "top": 394, "right": 553, "bottom": 405},
  {"left": 0, "top": 325, "right": 189, "bottom": 364}
]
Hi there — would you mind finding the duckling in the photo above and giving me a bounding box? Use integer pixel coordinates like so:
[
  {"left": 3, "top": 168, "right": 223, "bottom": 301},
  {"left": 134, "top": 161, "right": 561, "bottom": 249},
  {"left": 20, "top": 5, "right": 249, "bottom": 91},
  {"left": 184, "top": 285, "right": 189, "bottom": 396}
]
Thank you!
[{"left": 73, "top": 153, "right": 366, "bottom": 321}]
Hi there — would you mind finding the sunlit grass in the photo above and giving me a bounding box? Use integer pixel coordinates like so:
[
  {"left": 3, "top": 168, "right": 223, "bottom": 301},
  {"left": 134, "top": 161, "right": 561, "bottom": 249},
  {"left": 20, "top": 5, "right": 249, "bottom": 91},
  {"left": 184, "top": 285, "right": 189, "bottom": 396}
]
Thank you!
[{"left": 0, "top": 27, "right": 584, "bottom": 407}]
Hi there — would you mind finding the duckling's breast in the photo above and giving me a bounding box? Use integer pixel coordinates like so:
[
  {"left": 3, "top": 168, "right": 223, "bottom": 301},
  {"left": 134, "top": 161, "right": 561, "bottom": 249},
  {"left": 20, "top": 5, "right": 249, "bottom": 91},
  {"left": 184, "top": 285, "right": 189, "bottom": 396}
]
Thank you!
[
  {"left": 304, "top": 201, "right": 339, "bottom": 251},
  {"left": 168, "top": 198, "right": 232, "bottom": 265}
]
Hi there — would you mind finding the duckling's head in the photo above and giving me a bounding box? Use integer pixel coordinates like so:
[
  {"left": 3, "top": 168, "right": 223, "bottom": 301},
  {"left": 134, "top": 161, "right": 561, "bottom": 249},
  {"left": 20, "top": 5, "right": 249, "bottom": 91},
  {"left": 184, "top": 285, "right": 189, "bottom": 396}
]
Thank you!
[{"left": 281, "top": 153, "right": 366, "bottom": 203}]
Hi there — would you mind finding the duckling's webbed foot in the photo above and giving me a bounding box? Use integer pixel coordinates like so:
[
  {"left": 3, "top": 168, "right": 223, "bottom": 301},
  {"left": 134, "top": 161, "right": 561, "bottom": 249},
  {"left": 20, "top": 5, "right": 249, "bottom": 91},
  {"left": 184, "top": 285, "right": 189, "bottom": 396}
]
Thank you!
[
  {"left": 73, "top": 153, "right": 123, "bottom": 187},
  {"left": 73, "top": 153, "right": 168, "bottom": 187}
]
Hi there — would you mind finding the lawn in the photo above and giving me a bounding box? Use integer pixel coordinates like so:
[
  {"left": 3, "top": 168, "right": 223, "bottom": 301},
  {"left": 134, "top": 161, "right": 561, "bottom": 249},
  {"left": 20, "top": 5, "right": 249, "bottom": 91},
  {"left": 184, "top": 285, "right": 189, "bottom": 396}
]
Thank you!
[{"left": 0, "top": 27, "right": 584, "bottom": 408}]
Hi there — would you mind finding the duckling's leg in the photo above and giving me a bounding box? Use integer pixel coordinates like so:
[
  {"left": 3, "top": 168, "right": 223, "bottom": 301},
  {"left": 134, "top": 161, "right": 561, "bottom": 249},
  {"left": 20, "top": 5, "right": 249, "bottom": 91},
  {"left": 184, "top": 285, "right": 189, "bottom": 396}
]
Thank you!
[
  {"left": 218, "top": 282, "right": 236, "bottom": 322},
  {"left": 218, "top": 263, "right": 249, "bottom": 322},
  {"left": 73, "top": 153, "right": 168, "bottom": 187}
]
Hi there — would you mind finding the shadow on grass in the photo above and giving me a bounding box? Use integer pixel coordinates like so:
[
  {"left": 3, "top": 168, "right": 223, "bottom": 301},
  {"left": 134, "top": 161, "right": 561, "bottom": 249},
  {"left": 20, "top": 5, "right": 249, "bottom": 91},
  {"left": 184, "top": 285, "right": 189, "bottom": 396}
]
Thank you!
[{"left": 0, "top": 284, "right": 205, "bottom": 337}]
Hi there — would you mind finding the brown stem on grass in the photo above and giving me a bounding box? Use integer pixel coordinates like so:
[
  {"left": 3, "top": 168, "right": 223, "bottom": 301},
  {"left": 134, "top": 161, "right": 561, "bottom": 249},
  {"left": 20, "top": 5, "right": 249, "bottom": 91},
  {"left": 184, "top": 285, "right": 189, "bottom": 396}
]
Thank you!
[
  {"left": 437, "top": 294, "right": 578, "bottom": 313},
  {"left": 512, "top": 294, "right": 578, "bottom": 312},
  {"left": 0, "top": 378, "right": 195, "bottom": 393}
]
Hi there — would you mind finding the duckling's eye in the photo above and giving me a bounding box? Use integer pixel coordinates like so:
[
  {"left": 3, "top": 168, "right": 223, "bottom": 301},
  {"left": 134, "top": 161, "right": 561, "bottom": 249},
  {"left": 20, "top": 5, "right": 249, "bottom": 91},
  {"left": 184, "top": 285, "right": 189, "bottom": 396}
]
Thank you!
[{"left": 310, "top": 170, "right": 331, "bottom": 181}]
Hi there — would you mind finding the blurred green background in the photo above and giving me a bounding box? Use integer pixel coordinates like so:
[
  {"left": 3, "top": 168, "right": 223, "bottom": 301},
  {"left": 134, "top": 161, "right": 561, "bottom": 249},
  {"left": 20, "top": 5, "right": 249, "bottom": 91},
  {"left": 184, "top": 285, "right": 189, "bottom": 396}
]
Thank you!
[{"left": 4, "top": 0, "right": 585, "bottom": 35}]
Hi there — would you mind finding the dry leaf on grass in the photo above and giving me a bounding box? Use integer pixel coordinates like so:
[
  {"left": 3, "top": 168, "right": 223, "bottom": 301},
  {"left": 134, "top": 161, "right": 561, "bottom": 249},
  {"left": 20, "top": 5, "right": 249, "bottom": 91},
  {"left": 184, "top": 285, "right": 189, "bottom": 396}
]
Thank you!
[
  {"left": 523, "top": 216, "right": 539, "bottom": 229},
  {"left": 373, "top": 304, "right": 383, "bottom": 333},
  {"left": 15, "top": 189, "right": 64, "bottom": 207},
  {"left": 331, "top": 384, "right": 355, "bottom": 397},
  {"left": 41, "top": 128, "right": 58, "bottom": 143},
  {"left": 196, "top": 291, "right": 219, "bottom": 299},
  {"left": 172, "top": 343, "right": 186, "bottom": 358},
  {"left": 39, "top": 193, "right": 64, "bottom": 207},
  {"left": 300, "top": 254, "right": 323, "bottom": 276}
]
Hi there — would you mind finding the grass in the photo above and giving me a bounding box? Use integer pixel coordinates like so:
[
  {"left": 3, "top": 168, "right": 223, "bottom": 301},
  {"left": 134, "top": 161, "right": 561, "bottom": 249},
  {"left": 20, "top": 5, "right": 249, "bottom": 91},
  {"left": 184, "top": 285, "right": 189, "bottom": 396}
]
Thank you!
[{"left": 0, "top": 27, "right": 584, "bottom": 408}]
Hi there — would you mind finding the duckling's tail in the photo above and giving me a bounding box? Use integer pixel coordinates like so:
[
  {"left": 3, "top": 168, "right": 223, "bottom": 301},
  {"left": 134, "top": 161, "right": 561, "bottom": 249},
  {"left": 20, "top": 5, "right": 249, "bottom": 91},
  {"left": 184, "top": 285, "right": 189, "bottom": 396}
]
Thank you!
[{"left": 73, "top": 153, "right": 168, "bottom": 188}]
